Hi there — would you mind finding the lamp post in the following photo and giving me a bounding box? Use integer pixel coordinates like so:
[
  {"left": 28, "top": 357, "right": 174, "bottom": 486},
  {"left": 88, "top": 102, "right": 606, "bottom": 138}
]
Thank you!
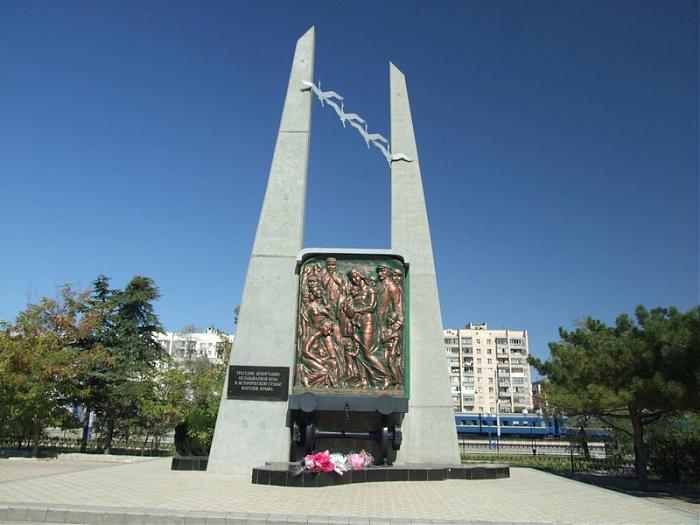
[
  {"left": 522, "top": 408, "right": 535, "bottom": 455},
  {"left": 533, "top": 409, "right": 542, "bottom": 455},
  {"left": 494, "top": 368, "right": 501, "bottom": 453},
  {"left": 522, "top": 408, "right": 540, "bottom": 455}
]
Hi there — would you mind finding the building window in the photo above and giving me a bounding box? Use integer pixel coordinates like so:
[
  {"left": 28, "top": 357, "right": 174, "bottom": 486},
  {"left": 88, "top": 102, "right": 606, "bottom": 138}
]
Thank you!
[
  {"left": 496, "top": 338, "right": 508, "bottom": 345},
  {"left": 461, "top": 337, "right": 472, "bottom": 344},
  {"left": 487, "top": 348, "right": 492, "bottom": 354},
  {"left": 476, "top": 358, "right": 482, "bottom": 364}
]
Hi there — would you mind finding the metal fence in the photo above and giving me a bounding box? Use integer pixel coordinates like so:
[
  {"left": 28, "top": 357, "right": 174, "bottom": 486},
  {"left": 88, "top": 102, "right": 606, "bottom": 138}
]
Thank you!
[
  {"left": 462, "top": 448, "right": 634, "bottom": 476},
  {"left": 0, "top": 436, "right": 174, "bottom": 457},
  {"left": 458, "top": 437, "right": 608, "bottom": 458}
]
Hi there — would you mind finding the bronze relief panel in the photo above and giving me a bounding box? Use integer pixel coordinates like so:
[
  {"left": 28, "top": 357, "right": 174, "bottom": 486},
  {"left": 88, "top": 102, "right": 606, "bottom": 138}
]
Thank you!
[{"left": 294, "top": 254, "right": 407, "bottom": 396}]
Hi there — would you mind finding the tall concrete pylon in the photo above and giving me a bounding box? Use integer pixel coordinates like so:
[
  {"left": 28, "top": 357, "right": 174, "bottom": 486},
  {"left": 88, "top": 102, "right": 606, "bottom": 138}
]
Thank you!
[
  {"left": 207, "top": 27, "right": 315, "bottom": 474},
  {"left": 389, "top": 63, "right": 461, "bottom": 464}
]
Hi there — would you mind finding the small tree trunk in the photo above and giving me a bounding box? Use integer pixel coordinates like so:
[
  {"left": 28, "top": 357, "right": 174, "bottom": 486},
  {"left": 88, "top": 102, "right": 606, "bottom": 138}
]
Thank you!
[
  {"left": 579, "top": 426, "right": 591, "bottom": 460},
  {"left": 141, "top": 431, "right": 149, "bottom": 456},
  {"left": 80, "top": 407, "right": 91, "bottom": 453},
  {"left": 32, "top": 427, "right": 40, "bottom": 458},
  {"left": 103, "top": 417, "right": 115, "bottom": 455},
  {"left": 629, "top": 407, "right": 648, "bottom": 486}
]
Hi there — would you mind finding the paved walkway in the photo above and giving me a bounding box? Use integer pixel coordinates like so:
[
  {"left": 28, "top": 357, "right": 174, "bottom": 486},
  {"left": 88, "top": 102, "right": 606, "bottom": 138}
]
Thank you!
[{"left": 0, "top": 455, "right": 697, "bottom": 524}]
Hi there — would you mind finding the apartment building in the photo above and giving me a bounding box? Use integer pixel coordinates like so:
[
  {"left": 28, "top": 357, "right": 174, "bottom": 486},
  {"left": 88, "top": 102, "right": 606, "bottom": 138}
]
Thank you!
[
  {"left": 156, "top": 327, "right": 234, "bottom": 366},
  {"left": 444, "top": 322, "right": 533, "bottom": 414}
]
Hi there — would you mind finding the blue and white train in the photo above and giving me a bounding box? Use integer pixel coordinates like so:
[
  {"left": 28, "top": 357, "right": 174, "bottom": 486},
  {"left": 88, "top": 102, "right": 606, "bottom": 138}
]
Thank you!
[{"left": 455, "top": 413, "right": 609, "bottom": 439}]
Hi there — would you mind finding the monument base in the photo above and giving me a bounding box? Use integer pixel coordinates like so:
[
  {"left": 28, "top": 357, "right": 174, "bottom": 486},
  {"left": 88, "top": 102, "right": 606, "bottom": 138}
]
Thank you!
[{"left": 252, "top": 462, "right": 509, "bottom": 487}]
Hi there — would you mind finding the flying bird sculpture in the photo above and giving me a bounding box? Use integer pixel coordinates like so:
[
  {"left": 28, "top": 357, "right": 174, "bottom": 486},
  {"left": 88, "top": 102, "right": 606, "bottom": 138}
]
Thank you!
[
  {"left": 371, "top": 140, "right": 414, "bottom": 164},
  {"left": 338, "top": 102, "right": 365, "bottom": 128},
  {"left": 301, "top": 80, "right": 343, "bottom": 107},
  {"left": 363, "top": 124, "right": 389, "bottom": 146},
  {"left": 301, "top": 78, "right": 413, "bottom": 164}
]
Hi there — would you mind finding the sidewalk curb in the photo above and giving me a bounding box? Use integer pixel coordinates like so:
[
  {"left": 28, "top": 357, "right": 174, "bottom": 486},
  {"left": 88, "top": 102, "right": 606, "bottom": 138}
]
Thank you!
[{"left": 0, "top": 503, "right": 554, "bottom": 525}]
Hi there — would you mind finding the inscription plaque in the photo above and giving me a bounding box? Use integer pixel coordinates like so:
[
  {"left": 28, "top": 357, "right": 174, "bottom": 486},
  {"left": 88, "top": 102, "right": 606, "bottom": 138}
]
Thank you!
[{"left": 227, "top": 366, "right": 289, "bottom": 401}]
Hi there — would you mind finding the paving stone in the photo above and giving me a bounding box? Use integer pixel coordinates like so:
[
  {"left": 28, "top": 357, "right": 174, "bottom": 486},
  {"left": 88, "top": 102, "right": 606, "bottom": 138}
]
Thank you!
[
  {"left": 244, "top": 512, "right": 269, "bottom": 525},
  {"left": 326, "top": 517, "right": 349, "bottom": 525},
  {"left": 22, "top": 504, "right": 50, "bottom": 523},
  {"left": 145, "top": 507, "right": 187, "bottom": 525},
  {"left": 0, "top": 459, "right": 697, "bottom": 525},
  {"left": 3, "top": 505, "right": 28, "bottom": 522},
  {"left": 205, "top": 510, "right": 234, "bottom": 524},
  {"left": 306, "top": 516, "right": 330, "bottom": 525},
  {"left": 224, "top": 511, "right": 250, "bottom": 524},
  {"left": 186, "top": 510, "right": 214, "bottom": 524},
  {"left": 266, "top": 512, "right": 290, "bottom": 524}
]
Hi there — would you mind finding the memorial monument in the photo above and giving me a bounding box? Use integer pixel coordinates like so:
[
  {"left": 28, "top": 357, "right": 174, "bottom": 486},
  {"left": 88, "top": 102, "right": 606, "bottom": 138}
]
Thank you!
[{"left": 207, "top": 27, "right": 460, "bottom": 475}]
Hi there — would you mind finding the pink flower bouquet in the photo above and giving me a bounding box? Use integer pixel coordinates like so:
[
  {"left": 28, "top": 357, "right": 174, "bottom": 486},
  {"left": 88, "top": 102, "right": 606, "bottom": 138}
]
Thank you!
[{"left": 302, "top": 449, "right": 374, "bottom": 475}]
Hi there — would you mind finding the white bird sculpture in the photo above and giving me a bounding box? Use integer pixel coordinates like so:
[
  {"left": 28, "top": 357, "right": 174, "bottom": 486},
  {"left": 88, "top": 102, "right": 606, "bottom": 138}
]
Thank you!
[
  {"left": 316, "top": 81, "right": 344, "bottom": 104},
  {"left": 371, "top": 140, "right": 392, "bottom": 163},
  {"left": 338, "top": 102, "right": 365, "bottom": 128},
  {"left": 301, "top": 80, "right": 343, "bottom": 107},
  {"left": 348, "top": 119, "right": 370, "bottom": 146},
  {"left": 389, "top": 152, "right": 413, "bottom": 163},
  {"left": 324, "top": 97, "right": 343, "bottom": 117},
  {"left": 371, "top": 141, "right": 413, "bottom": 164},
  {"left": 359, "top": 123, "right": 388, "bottom": 148},
  {"left": 301, "top": 79, "right": 410, "bottom": 164}
]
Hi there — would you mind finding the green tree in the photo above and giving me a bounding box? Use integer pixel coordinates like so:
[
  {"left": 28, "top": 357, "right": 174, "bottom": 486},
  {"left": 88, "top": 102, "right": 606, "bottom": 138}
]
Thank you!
[
  {"left": 531, "top": 306, "right": 700, "bottom": 484},
  {"left": 93, "top": 276, "right": 166, "bottom": 453},
  {"left": 0, "top": 286, "right": 90, "bottom": 455},
  {"left": 127, "top": 365, "right": 189, "bottom": 454},
  {"left": 70, "top": 275, "right": 116, "bottom": 452}
]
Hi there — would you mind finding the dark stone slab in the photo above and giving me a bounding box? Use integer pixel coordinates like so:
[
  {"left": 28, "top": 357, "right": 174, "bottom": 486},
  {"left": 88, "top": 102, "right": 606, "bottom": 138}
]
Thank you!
[
  {"left": 171, "top": 456, "right": 208, "bottom": 471},
  {"left": 407, "top": 468, "right": 428, "bottom": 481},
  {"left": 446, "top": 467, "right": 465, "bottom": 480},
  {"left": 251, "top": 463, "right": 509, "bottom": 486},
  {"left": 269, "top": 470, "right": 287, "bottom": 486},
  {"left": 366, "top": 468, "right": 388, "bottom": 483},
  {"left": 387, "top": 468, "right": 409, "bottom": 482},
  {"left": 471, "top": 467, "right": 486, "bottom": 480},
  {"left": 257, "top": 469, "right": 270, "bottom": 485},
  {"left": 350, "top": 469, "right": 367, "bottom": 484}
]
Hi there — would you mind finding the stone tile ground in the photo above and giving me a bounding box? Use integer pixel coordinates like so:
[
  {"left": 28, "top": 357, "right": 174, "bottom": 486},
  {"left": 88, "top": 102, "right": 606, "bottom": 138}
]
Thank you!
[{"left": 0, "top": 456, "right": 697, "bottom": 524}]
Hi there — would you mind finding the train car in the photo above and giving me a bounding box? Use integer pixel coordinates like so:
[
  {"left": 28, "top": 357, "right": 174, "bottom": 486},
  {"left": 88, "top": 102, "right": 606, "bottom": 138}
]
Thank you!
[
  {"left": 455, "top": 413, "right": 564, "bottom": 438},
  {"left": 454, "top": 413, "right": 609, "bottom": 439}
]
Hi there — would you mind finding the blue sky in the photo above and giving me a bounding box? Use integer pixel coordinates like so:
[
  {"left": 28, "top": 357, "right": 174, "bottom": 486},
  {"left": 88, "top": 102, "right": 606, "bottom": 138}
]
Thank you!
[{"left": 1, "top": 1, "right": 698, "bottom": 365}]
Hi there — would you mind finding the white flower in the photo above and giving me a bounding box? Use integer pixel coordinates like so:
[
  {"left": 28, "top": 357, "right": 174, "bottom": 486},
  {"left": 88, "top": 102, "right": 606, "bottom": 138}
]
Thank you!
[{"left": 330, "top": 453, "right": 348, "bottom": 475}]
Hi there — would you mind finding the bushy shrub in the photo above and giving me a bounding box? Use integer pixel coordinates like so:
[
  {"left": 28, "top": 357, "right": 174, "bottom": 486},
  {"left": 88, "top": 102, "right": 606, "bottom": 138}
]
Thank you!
[
  {"left": 646, "top": 413, "right": 700, "bottom": 485},
  {"left": 174, "top": 406, "right": 218, "bottom": 457}
]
